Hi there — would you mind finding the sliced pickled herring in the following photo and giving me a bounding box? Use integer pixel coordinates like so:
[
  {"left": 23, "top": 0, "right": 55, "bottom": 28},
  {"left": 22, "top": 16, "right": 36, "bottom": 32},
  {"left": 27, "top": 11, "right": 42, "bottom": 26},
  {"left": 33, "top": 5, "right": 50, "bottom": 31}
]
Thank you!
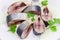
[
  {"left": 7, "top": 13, "right": 28, "bottom": 26},
  {"left": 22, "top": 5, "right": 41, "bottom": 15},
  {"left": 7, "top": 2, "right": 28, "bottom": 15},
  {"left": 33, "top": 17, "right": 45, "bottom": 35},
  {"left": 41, "top": 7, "right": 52, "bottom": 27},
  {"left": 17, "top": 20, "right": 33, "bottom": 39},
  {"left": 41, "top": 7, "right": 52, "bottom": 21}
]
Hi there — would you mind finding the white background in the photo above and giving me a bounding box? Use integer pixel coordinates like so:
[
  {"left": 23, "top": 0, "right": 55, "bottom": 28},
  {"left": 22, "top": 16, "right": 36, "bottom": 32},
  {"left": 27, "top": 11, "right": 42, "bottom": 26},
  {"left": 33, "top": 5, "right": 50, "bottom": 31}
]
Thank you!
[{"left": 0, "top": 0, "right": 60, "bottom": 40}]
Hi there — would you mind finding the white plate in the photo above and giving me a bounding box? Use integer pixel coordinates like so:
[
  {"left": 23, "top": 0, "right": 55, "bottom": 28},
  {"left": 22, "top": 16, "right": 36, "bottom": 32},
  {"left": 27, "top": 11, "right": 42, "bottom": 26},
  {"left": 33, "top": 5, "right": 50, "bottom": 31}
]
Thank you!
[{"left": 0, "top": 0, "right": 60, "bottom": 40}]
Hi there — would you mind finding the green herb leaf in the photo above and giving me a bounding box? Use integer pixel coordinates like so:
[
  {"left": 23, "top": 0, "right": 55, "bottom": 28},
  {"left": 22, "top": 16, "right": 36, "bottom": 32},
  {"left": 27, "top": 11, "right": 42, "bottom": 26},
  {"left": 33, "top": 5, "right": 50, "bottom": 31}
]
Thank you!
[
  {"left": 27, "top": 12, "right": 35, "bottom": 21},
  {"left": 41, "top": 0, "right": 48, "bottom": 6},
  {"left": 27, "top": 12, "right": 35, "bottom": 18},
  {"left": 47, "top": 18, "right": 60, "bottom": 32},
  {"left": 48, "top": 20, "right": 55, "bottom": 26},
  {"left": 50, "top": 26, "right": 57, "bottom": 32},
  {"left": 54, "top": 18, "right": 60, "bottom": 24},
  {"left": 31, "top": 17, "right": 35, "bottom": 22},
  {"left": 8, "top": 24, "right": 16, "bottom": 33}
]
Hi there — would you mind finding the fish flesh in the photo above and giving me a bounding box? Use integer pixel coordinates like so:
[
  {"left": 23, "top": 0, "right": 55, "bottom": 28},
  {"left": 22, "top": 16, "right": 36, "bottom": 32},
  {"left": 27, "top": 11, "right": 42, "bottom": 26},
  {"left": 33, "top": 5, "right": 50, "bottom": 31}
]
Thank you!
[
  {"left": 33, "top": 17, "right": 45, "bottom": 35},
  {"left": 7, "top": 2, "right": 27, "bottom": 15},
  {"left": 17, "top": 20, "right": 33, "bottom": 39},
  {"left": 7, "top": 13, "right": 28, "bottom": 26},
  {"left": 22, "top": 5, "right": 41, "bottom": 15},
  {"left": 41, "top": 7, "right": 52, "bottom": 27}
]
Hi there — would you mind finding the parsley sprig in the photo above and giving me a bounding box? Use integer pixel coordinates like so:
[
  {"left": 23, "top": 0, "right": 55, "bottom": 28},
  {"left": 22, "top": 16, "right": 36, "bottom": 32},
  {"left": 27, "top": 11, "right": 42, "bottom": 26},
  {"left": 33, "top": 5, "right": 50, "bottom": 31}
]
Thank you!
[
  {"left": 50, "top": 26, "right": 57, "bottom": 32},
  {"left": 48, "top": 18, "right": 60, "bottom": 32},
  {"left": 8, "top": 24, "right": 17, "bottom": 33},
  {"left": 41, "top": 0, "right": 48, "bottom": 6},
  {"left": 27, "top": 12, "right": 35, "bottom": 22}
]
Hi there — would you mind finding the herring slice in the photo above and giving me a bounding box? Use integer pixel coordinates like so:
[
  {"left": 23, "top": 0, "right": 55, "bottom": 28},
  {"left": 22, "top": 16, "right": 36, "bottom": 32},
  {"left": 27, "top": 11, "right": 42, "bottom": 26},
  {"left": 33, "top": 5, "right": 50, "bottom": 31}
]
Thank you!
[
  {"left": 7, "top": 13, "right": 28, "bottom": 26},
  {"left": 22, "top": 5, "right": 41, "bottom": 15},
  {"left": 17, "top": 20, "right": 33, "bottom": 39},
  {"left": 7, "top": 2, "right": 27, "bottom": 15},
  {"left": 33, "top": 17, "right": 45, "bottom": 35}
]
